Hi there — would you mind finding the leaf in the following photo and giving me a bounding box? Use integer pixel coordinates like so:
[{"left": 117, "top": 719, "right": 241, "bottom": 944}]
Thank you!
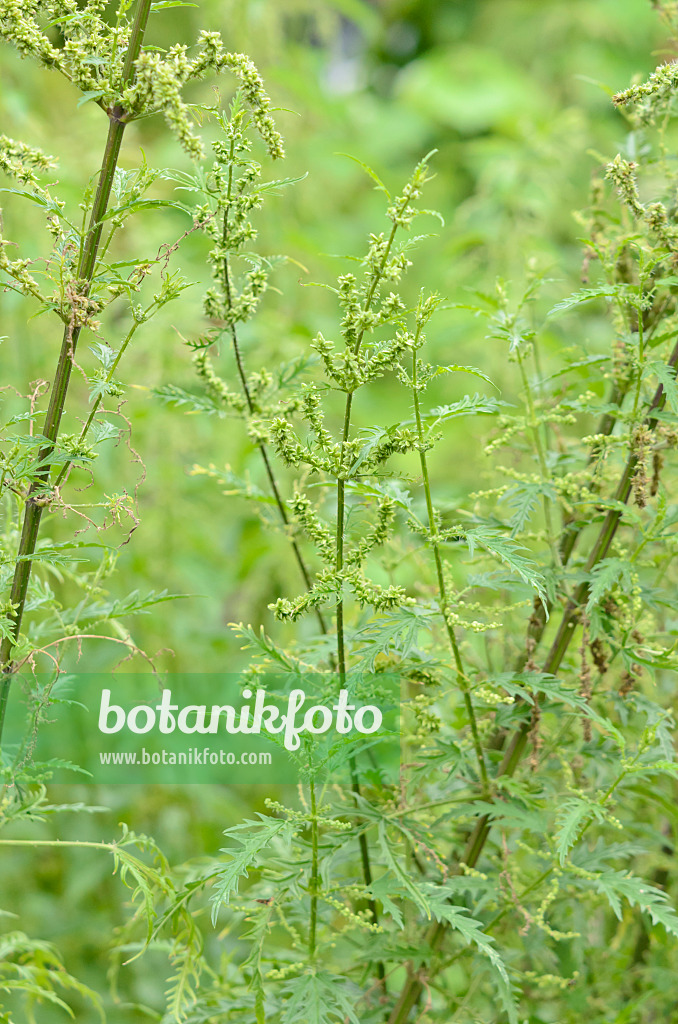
[
  {"left": 541, "top": 353, "right": 609, "bottom": 382},
  {"left": 166, "top": 944, "right": 199, "bottom": 1021},
  {"left": 367, "top": 876, "right": 404, "bottom": 927},
  {"left": 463, "top": 799, "right": 546, "bottom": 834},
  {"left": 354, "top": 605, "right": 435, "bottom": 668},
  {"left": 210, "top": 816, "right": 290, "bottom": 924},
  {"left": 645, "top": 359, "right": 678, "bottom": 413},
  {"left": 345, "top": 477, "right": 413, "bottom": 511},
  {"left": 425, "top": 392, "right": 508, "bottom": 423},
  {"left": 256, "top": 173, "right": 309, "bottom": 196},
  {"left": 0, "top": 188, "right": 49, "bottom": 206},
  {"left": 547, "top": 285, "right": 631, "bottom": 317},
  {"left": 0, "top": 932, "right": 104, "bottom": 1021},
  {"left": 89, "top": 342, "right": 116, "bottom": 372},
  {"left": 59, "top": 589, "right": 185, "bottom": 629},
  {"left": 282, "top": 970, "right": 361, "bottom": 1024},
  {"left": 0, "top": 617, "right": 17, "bottom": 641},
  {"left": 434, "top": 363, "right": 498, "bottom": 389},
  {"left": 505, "top": 480, "right": 555, "bottom": 536},
  {"left": 586, "top": 557, "right": 636, "bottom": 614},
  {"left": 337, "top": 153, "right": 391, "bottom": 198},
  {"left": 592, "top": 871, "right": 678, "bottom": 936},
  {"left": 348, "top": 425, "right": 395, "bottom": 476},
  {"left": 555, "top": 798, "right": 607, "bottom": 865},
  {"left": 377, "top": 820, "right": 430, "bottom": 917},
  {"left": 77, "top": 89, "right": 106, "bottom": 108},
  {"left": 464, "top": 526, "right": 548, "bottom": 607},
  {"left": 101, "top": 198, "right": 190, "bottom": 222},
  {"left": 230, "top": 623, "right": 304, "bottom": 672},
  {"left": 152, "top": 384, "right": 226, "bottom": 416},
  {"left": 490, "top": 670, "right": 622, "bottom": 741},
  {"left": 425, "top": 886, "right": 517, "bottom": 1024},
  {"left": 17, "top": 545, "right": 88, "bottom": 567}
]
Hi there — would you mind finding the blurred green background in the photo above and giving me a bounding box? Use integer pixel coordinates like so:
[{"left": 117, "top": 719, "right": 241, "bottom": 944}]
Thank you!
[{"left": 0, "top": 0, "right": 671, "bottom": 1018}]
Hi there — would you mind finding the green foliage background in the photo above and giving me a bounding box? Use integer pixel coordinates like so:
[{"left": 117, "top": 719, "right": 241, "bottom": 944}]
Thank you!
[{"left": 0, "top": 1, "right": 676, "bottom": 1021}]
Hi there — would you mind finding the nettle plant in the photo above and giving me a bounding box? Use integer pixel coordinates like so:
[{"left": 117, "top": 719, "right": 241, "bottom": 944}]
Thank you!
[{"left": 1, "top": 0, "right": 678, "bottom": 1022}]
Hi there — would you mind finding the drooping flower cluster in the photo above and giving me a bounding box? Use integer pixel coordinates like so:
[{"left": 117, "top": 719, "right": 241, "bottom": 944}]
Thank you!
[
  {"left": 0, "top": 134, "right": 55, "bottom": 184},
  {"left": 0, "top": 3, "right": 284, "bottom": 161}
]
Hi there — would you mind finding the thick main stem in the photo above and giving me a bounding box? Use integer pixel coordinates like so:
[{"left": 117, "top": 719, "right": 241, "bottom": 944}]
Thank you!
[
  {"left": 387, "top": 339, "right": 678, "bottom": 1024},
  {"left": 0, "top": 0, "right": 153, "bottom": 741}
]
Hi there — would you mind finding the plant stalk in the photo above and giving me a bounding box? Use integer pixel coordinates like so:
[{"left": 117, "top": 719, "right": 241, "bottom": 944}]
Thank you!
[
  {"left": 411, "top": 345, "right": 488, "bottom": 792},
  {"left": 334, "top": 194, "right": 410, "bottom": 683},
  {"left": 0, "top": 0, "right": 153, "bottom": 742},
  {"left": 308, "top": 778, "right": 319, "bottom": 959},
  {"left": 219, "top": 149, "right": 327, "bottom": 633},
  {"left": 333, "top": 198, "right": 410, "bottom": 973}
]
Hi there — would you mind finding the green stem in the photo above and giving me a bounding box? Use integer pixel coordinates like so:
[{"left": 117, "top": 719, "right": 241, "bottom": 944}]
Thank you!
[
  {"left": 308, "top": 778, "right": 319, "bottom": 959},
  {"left": 632, "top": 298, "right": 645, "bottom": 418},
  {"left": 517, "top": 351, "right": 561, "bottom": 569},
  {"left": 335, "top": 395, "right": 352, "bottom": 687},
  {"left": 219, "top": 153, "right": 327, "bottom": 634},
  {"left": 0, "top": 838, "right": 120, "bottom": 851},
  {"left": 53, "top": 316, "right": 145, "bottom": 490},
  {"left": 0, "top": 0, "right": 153, "bottom": 742},
  {"left": 411, "top": 347, "right": 488, "bottom": 792},
  {"left": 333, "top": 199, "right": 409, "bottom": 980},
  {"left": 334, "top": 198, "right": 408, "bottom": 682}
]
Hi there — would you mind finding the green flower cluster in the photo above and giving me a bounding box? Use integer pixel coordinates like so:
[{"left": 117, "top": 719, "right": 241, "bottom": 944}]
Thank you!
[{"left": 0, "top": 3, "right": 283, "bottom": 160}]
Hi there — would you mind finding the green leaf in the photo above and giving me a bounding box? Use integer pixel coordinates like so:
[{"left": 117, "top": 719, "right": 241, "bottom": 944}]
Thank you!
[
  {"left": 0, "top": 932, "right": 104, "bottom": 1021},
  {"left": 211, "top": 816, "right": 290, "bottom": 924},
  {"left": 425, "top": 886, "right": 517, "bottom": 1024},
  {"left": 367, "top": 876, "right": 404, "bottom": 928},
  {"left": 492, "top": 670, "right": 623, "bottom": 743},
  {"left": 282, "top": 970, "right": 361, "bottom": 1024},
  {"left": 547, "top": 285, "right": 631, "bottom": 317},
  {"left": 17, "top": 545, "right": 88, "bottom": 567},
  {"left": 462, "top": 799, "right": 546, "bottom": 834},
  {"left": 76, "top": 89, "right": 106, "bottom": 108},
  {"left": 586, "top": 557, "right": 636, "bottom": 614},
  {"left": 60, "top": 589, "right": 185, "bottom": 630},
  {"left": 645, "top": 359, "right": 678, "bottom": 413},
  {"left": 505, "top": 480, "right": 556, "bottom": 536},
  {"left": 377, "top": 820, "right": 430, "bottom": 917},
  {"left": 592, "top": 871, "right": 678, "bottom": 936},
  {"left": 403, "top": 393, "right": 507, "bottom": 426},
  {"left": 555, "top": 798, "right": 607, "bottom": 865},
  {"left": 337, "top": 153, "right": 391, "bottom": 198},
  {"left": 464, "top": 526, "right": 548, "bottom": 607},
  {"left": 151, "top": 1, "right": 198, "bottom": 8},
  {"left": 434, "top": 363, "right": 498, "bottom": 389},
  {"left": 101, "top": 198, "right": 190, "bottom": 222},
  {"left": 152, "top": 384, "right": 226, "bottom": 416},
  {"left": 354, "top": 606, "right": 435, "bottom": 668},
  {"left": 0, "top": 187, "right": 49, "bottom": 206}
]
